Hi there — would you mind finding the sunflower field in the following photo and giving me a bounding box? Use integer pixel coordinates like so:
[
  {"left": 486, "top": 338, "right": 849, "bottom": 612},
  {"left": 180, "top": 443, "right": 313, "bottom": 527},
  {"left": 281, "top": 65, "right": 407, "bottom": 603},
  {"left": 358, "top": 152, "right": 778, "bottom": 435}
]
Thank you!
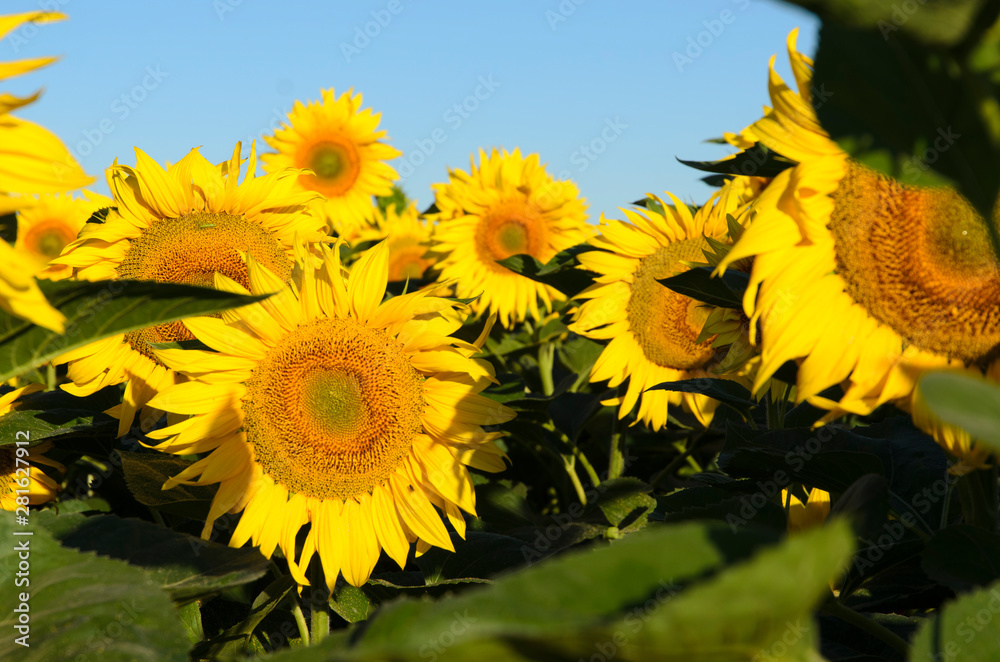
[{"left": 3, "top": 2, "right": 1000, "bottom": 661}]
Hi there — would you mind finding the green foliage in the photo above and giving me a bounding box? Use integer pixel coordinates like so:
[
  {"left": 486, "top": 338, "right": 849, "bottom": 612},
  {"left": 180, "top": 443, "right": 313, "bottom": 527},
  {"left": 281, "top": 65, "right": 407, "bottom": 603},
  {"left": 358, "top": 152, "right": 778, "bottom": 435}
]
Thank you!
[
  {"left": 0, "top": 279, "right": 267, "bottom": 383},
  {"left": 910, "top": 578, "right": 1000, "bottom": 661},
  {"left": 918, "top": 371, "right": 1000, "bottom": 452},
  {"left": 0, "top": 515, "right": 190, "bottom": 661}
]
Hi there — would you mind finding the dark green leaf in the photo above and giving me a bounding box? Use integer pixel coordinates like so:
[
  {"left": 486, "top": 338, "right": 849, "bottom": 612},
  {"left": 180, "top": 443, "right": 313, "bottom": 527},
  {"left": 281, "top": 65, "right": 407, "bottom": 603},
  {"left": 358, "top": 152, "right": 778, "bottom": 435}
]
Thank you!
[
  {"left": 678, "top": 143, "right": 795, "bottom": 179},
  {"left": 330, "top": 583, "right": 376, "bottom": 623},
  {"left": 0, "top": 279, "right": 268, "bottom": 383},
  {"left": 192, "top": 575, "right": 295, "bottom": 659},
  {"left": 658, "top": 266, "right": 749, "bottom": 309},
  {"left": 0, "top": 514, "right": 189, "bottom": 661},
  {"left": 119, "top": 451, "right": 218, "bottom": 520},
  {"left": 785, "top": 0, "right": 991, "bottom": 47},
  {"left": 649, "top": 378, "right": 754, "bottom": 420},
  {"left": 922, "top": 525, "right": 1000, "bottom": 592},
  {"left": 36, "top": 511, "right": 270, "bottom": 603}
]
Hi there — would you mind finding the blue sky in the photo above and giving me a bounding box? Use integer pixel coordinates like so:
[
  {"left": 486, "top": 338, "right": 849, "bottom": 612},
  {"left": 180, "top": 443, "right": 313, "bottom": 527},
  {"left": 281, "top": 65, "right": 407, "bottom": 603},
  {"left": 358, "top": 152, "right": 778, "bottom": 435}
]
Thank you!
[{"left": 5, "top": 0, "right": 818, "bottom": 221}]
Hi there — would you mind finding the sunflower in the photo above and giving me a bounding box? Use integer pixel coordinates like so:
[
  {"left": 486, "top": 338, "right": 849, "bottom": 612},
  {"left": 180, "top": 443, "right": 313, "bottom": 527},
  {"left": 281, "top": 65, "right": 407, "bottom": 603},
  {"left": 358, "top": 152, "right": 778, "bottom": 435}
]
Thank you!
[
  {"left": 143, "top": 240, "right": 514, "bottom": 589},
  {"left": 430, "top": 148, "right": 590, "bottom": 328},
  {"left": 0, "top": 383, "right": 64, "bottom": 511},
  {"left": 716, "top": 29, "right": 1000, "bottom": 414},
  {"left": 352, "top": 202, "right": 435, "bottom": 282},
  {"left": 569, "top": 179, "right": 756, "bottom": 430},
  {"left": 0, "top": 11, "right": 92, "bottom": 214},
  {"left": 0, "top": 240, "right": 65, "bottom": 332},
  {"left": 52, "top": 142, "right": 327, "bottom": 437},
  {"left": 15, "top": 192, "right": 112, "bottom": 279},
  {"left": 262, "top": 88, "right": 401, "bottom": 240}
]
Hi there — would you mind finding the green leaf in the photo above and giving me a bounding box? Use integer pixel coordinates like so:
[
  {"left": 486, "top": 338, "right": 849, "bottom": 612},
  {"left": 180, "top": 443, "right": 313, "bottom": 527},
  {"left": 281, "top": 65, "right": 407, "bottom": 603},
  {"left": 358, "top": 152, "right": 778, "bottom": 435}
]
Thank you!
[
  {"left": 330, "top": 583, "right": 377, "bottom": 623},
  {"left": 911, "top": 578, "right": 1000, "bottom": 660},
  {"left": 119, "top": 450, "right": 218, "bottom": 520},
  {"left": 648, "top": 378, "right": 755, "bottom": 420},
  {"left": 922, "top": 525, "right": 1000, "bottom": 592},
  {"left": 678, "top": 143, "right": 795, "bottom": 179},
  {"left": 0, "top": 514, "right": 189, "bottom": 661},
  {"left": 191, "top": 575, "right": 295, "bottom": 659},
  {"left": 35, "top": 511, "right": 270, "bottom": 604},
  {"left": 495, "top": 246, "right": 597, "bottom": 297},
  {"left": 0, "top": 279, "right": 268, "bottom": 383},
  {"left": 658, "top": 266, "right": 749, "bottom": 309},
  {"left": 918, "top": 371, "right": 1000, "bottom": 452},
  {"left": 0, "top": 385, "right": 120, "bottom": 448},
  {"left": 785, "top": 0, "right": 990, "bottom": 47},
  {"left": 585, "top": 520, "right": 854, "bottom": 660}
]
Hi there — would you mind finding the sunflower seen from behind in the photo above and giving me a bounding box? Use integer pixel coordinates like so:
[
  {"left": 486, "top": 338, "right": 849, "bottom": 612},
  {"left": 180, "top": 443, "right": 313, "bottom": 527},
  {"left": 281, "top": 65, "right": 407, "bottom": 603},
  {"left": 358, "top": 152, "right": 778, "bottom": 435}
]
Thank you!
[
  {"left": 262, "top": 88, "right": 401, "bottom": 240},
  {"left": 430, "top": 148, "right": 589, "bottom": 328},
  {"left": 569, "top": 180, "right": 756, "bottom": 431},
  {"left": 716, "top": 30, "right": 1000, "bottom": 415},
  {"left": 144, "top": 241, "right": 514, "bottom": 589},
  {"left": 52, "top": 142, "right": 327, "bottom": 437}
]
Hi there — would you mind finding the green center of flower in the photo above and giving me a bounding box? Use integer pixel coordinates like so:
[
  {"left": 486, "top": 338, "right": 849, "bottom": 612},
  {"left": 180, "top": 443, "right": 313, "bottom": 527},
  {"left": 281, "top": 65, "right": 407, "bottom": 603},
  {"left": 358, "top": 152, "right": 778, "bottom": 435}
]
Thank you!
[
  {"left": 626, "top": 239, "right": 718, "bottom": 370},
  {"left": 242, "top": 317, "right": 425, "bottom": 501},
  {"left": 497, "top": 222, "right": 528, "bottom": 254},
  {"left": 24, "top": 220, "right": 77, "bottom": 261},
  {"left": 300, "top": 369, "right": 367, "bottom": 437},
  {"left": 311, "top": 146, "right": 347, "bottom": 180},
  {"left": 301, "top": 138, "right": 362, "bottom": 197}
]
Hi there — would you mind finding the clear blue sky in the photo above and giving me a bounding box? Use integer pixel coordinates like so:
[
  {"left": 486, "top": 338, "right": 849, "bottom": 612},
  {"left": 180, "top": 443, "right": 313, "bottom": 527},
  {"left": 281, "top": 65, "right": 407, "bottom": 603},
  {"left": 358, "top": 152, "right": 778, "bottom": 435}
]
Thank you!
[{"left": 5, "top": 0, "right": 818, "bottom": 221}]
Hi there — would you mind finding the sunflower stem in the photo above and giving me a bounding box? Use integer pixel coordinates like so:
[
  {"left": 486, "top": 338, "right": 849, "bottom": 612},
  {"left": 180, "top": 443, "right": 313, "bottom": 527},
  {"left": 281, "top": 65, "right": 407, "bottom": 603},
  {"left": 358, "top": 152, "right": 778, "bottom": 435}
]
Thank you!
[
  {"left": 650, "top": 429, "right": 707, "bottom": 489},
  {"left": 538, "top": 342, "right": 555, "bottom": 397},
  {"left": 563, "top": 455, "right": 588, "bottom": 505},
  {"left": 309, "top": 564, "right": 330, "bottom": 644},
  {"left": 45, "top": 363, "right": 56, "bottom": 391},
  {"left": 576, "top": 448, "right": 601, "bottom": 488},
  {"left": 957, "top": 466, "right": 999, "bottom": 532},
  {"left": 821, "top": 596, "right": 910, "bottom": 657},
  {"left": 270, "top": 561, "right": 311, "bottom": 646},
  {"left": 607, "top": 387, "right": 626, "bottom": 480}
]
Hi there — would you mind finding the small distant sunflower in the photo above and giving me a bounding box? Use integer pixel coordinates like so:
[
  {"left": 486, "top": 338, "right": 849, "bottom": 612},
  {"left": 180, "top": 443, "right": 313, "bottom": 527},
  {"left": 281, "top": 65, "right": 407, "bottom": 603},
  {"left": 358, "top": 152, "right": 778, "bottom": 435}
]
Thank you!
[
  {"left": 53, "top": 142, "right": 327, "bottom": 437},
  {"left": 717, "top": 30, "right": 1000, "bottom": 412},
  {"left": 144, "top": 241, "right": 514, "bottom": 589},
  {"left": 353, "top": 202, "right": 435, "bottom": 282},
  {"left": 431, "top": 148, "right": 590, "bottom": 328},
  {"left": 16, "top": 192, "right": 112, "bottom": 279},
  {"left": 262, "top": 88, "right": 401, "bottom": 239},
  {"left": 569, "top": 179, "right": 755, "bottom": 430},
  {"left": 0, "top": 383, "right": 64, "bottom": 511},
  {"left": 0, "top": 11, "right": 92, "bottom": 214},
  {"left": 0, "top": 240, "right": 65, "bottom": 332},
  {"left": 782, "top": 487, "right": 830, "bottom": 534}
]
